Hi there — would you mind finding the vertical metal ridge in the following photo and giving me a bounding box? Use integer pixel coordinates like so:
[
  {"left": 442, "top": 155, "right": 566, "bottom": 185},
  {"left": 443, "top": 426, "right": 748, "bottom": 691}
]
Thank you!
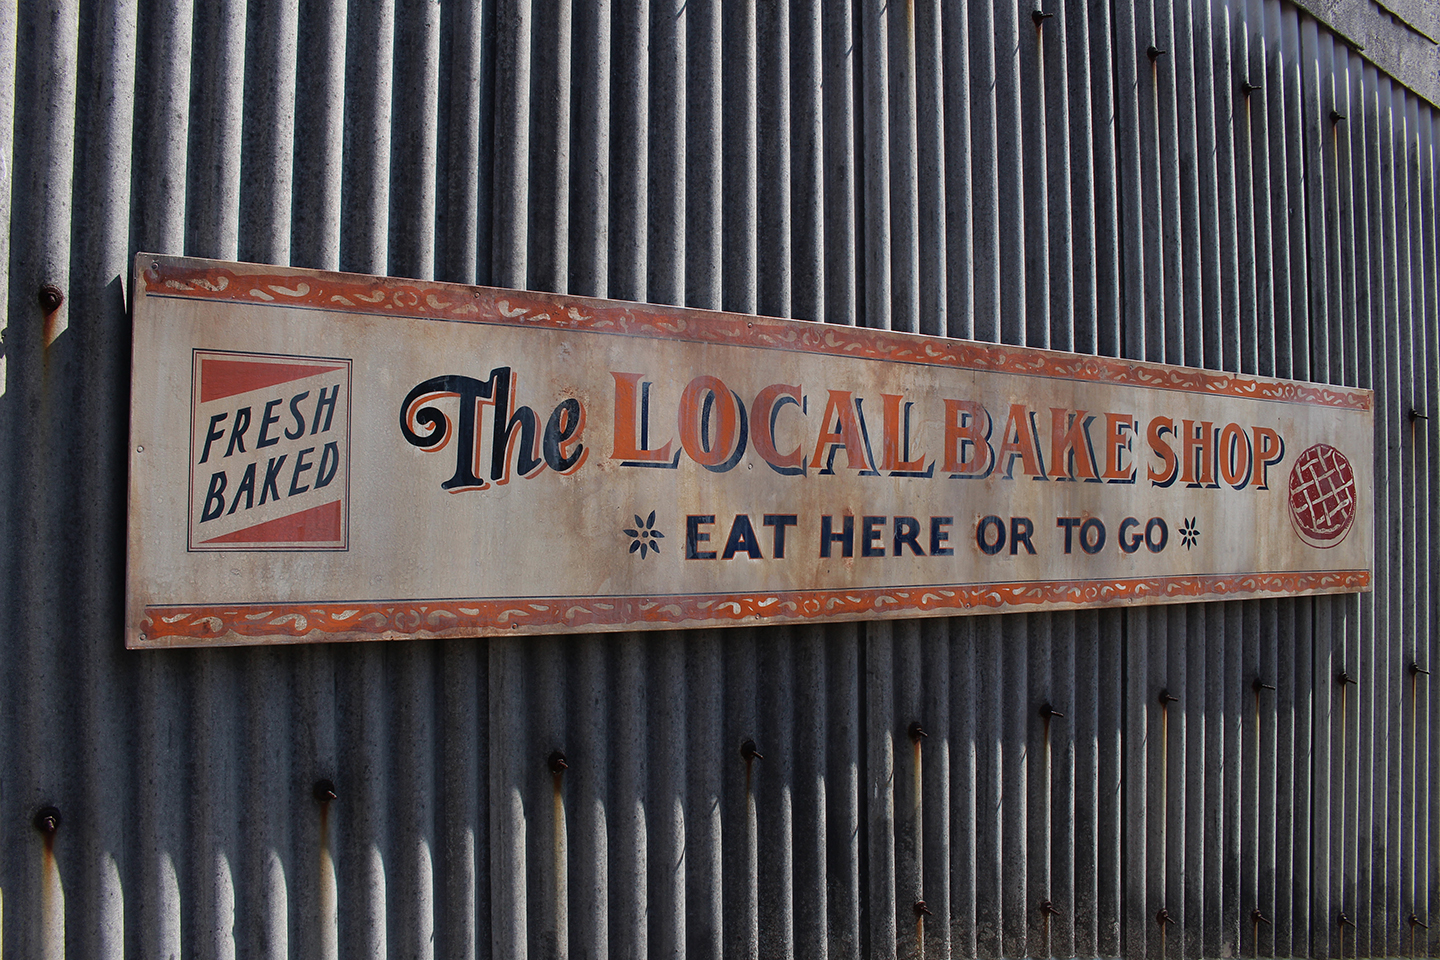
[
  {"left": 1086, "top": 0, "right": 1121, "bottom": 359},
  {"left": 973, "top": 616, "right": 1003, "bottom": 957},
  {"left": 1042, "top": 0, "right": 1074, "bottom": 355},
  {"left": 993, "top": 0, "right": 1025, "bottom": 348},
  {"left": 819, "top": 0, "right": 855, "bottom": 327},
  {"left": 1001, "top": 614, "right": 1028, "bottom": 959},
  {"left": 647, "top": 0, "right": 682, "bottom": 307},
  {"left": 1184, "top": 604, "right": 1208, "bottom": 960},
  {"left": 1020, "top": 0, "right": 1052, "bottom": 352},
  {"left": 1110, "top": 0, "right": 1145, "bottom": 362},
  {"left": 794, "top": 625, "right": 831, "bottom": 960},
  {"left": 338, "top": 0, "right": 394, "bottom": 275},
  {"left": 652, "top": 637, "right": 688, "bottom": 958},
  {"left": 610, "top": 0, "right": 648, "bottom": 303},
  {"left": 920, "top": 619, "right": 953, "bottom": 960},
  {"left": 948, "top": 619, "right": 978, "bottom": 959},
  {"left": 915, "top": 0, "right": 945, "bottom": 340},
  {"left": 570, "top": 0, "right": 610, "bottom": 298},
  {"left": 241, "top": 651, "right": 293, "bottom": 960},
  {"left": 882, "top": 0, "right": 918, "bottom": 337},
  {"left": 239, "top": 0, "right": 299, "bottom": 265},
  {"left": 192, "top": 651, "right": 242, "bottom": 960},
  {"left": 757, "top": 629, "right": 797, "bottom": 959},
  {"left": 489, "top": 0, "right": 531, "bottom": 288},
  {"left": 435, "top": 0, "right": 491, "bottom": 285},
  {"left": 858, "top": 0, "right": 891, "bottom": 331},
  {"left": 1153, "top": 0, "right": 1186, "bottom": 368},
  {"left": 570, "top": 637, "right": 610, "bottom": 960},
  {"left": 293, "top": 646, "right": 339, "bottom": 960},
  {"left": 684, "top": 0, "right": 719, "bottom": 311},
  {"left": 686, "top": 631, "right": 724, "bottom": 960},
  {"left": 130, "top": 0, "right": 192, "bottom": 256},
  {"left": 388, "top": 0, "right": 442, "bottom": 281},
  {"left": 827, "top": 624, "right": 864, "bottom": 960},
  {"left": 891, "top": 620, "right": 921, "bottom": 959},
  {"left": 1120, "top": 608, "right": 1148, "bottom": 960},
  {"left": 70, "top": 0, "right": 136, "bottom": 946},
  {"left": 791, "top": 0, "right": 824, "bottom": 324},
  {"left": 489, "top": 639, "right": 529, "bottom": 959},
  {"left": 864, "top": 621, "right": 898, "bottom": 958},
  {"left": 720, "top": 0, "right": 756, "bottom": 315},
  {"left": 531, "top": 639, "right": 567, "bottom": 960},
  {"left": 185, "top": 0, "right": 245, "bottom": 260},
  {"left": 756, "top": 0, "right": 791, "bottom": 320},
  {"left": 614, "top": 637, "right": 650, "bottom": 958},
  {"left": 941, "top": 0, "right": 972, "bottom": 342},
  {"left": 437, "top": 640, "right": 484, "bottom": 960},
  {"left": 723, "top": 629, "right": 760, "bottom": 960},
  {"left": 966, "top": 0, "right": 999, "bottom": 345},
  {"left": 290, "top": 0, "right": 346, "bottom": 269},
  {"left": 526, "top": 0, "right": 572, "bottom": 295}
]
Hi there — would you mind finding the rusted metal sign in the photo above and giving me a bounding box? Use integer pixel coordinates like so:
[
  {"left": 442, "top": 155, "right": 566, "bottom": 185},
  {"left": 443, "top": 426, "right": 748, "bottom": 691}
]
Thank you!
[{"left": 127, "top": 255, "right": 1374, "bottom": 648}]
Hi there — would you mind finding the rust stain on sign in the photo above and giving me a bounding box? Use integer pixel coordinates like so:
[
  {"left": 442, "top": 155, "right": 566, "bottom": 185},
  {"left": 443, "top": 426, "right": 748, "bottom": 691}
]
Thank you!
[{"left": 127, "top": 256, "right": 1374, "bottom": 648}]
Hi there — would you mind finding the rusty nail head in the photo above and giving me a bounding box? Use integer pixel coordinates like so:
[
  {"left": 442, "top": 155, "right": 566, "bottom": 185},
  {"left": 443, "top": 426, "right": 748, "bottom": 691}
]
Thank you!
[
  {"left": 549, "top": 750, "right": 568, "bottom": 773},
  {"left": 1032, "top": 9, "right": 1053, "bottom": 24},
  {"left": 908, "top": 721, "right": 927, "bottom": 742},
  {"left": 1338, "top": 911, "right": 1353, "bottom": 927},
  {"left": 1411, "top": 914, "right": 1430, "bottom": 930},
  {"left": 1411, "top": 662, "right": 1430, "bottom": 676},
  {"left": 39, "top": 284, "right": 64, "bottom": 313},
  {"left": 1330, "top": 110, "right": 1346, "bottom": 123},
  {"left": 1041, "top": 899, "right": 1062, "bottom": 916},
  {"left": 740, "top": 739, "right": 763, "bottom": 761},
  {"left": 312, "top": 778, "right": 337, "bottom": 802},
  {"left": 1253, "top": 908, "right": 1271, "bottom": 925},
  {"left": 1158, "top": 688, "right": 1179, "bottom": 705},
  {"left": 1147, "top": 44, "right": 1166, "bottom": 61},
  {"left": 1242, "top": 79, "right": 1262, "bottom": 93},
  {"left": 1337, "top": 670, "right": 1357, "bottom": 685},
  {"left": 34, "top": 806, "right": 61, "bottom": 835},
  {"left": 1040, "top": 702, "right": 1064, "bottom": 719},
  {"left": 914, "top": 899, "right": 932, "bottom": 918},
  {"left": 1253, "top": 677, "right": 1276, "bottom": 692},
  {"left": 1410, "top": 408, "right": 1429, "bottom": 421},
  {"left": 1157, "top": 907, "right": 1171, "bottom": 926}
]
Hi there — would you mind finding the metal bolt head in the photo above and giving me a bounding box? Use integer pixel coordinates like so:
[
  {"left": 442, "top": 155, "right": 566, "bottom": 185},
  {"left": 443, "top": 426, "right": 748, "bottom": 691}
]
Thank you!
[
  {"left": 312, "top": 778, "right": 337, "bottom": 802},
  {"left": 38, "top": 284, "right": 64, "bottom": 313},
  {"left": 33, "top": 805, "right": 61, "bottom": 835},
  {"left": 549, "top": 750, "right": 568, "bottom": 774}
]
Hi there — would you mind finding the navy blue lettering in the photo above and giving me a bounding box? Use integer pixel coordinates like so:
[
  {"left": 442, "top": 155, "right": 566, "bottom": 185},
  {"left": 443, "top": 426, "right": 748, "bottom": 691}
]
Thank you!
[{"left": 687, "top": 515, "right": 717, "bottom": 559}]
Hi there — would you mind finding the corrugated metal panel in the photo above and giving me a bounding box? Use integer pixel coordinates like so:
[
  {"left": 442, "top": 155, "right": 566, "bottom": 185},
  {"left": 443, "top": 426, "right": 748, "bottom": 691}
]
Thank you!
[{"left": 0, "top": 0, "right": 1436, "bottom": 956}]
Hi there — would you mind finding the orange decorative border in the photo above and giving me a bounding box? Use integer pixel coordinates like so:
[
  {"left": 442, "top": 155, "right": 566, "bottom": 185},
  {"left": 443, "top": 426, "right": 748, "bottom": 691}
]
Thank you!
[
  {"left": 141, "top": 257, "right": 1373, "bottom": 411},
  {"left": 137, "top": 570, "right": 1371, "bottom": 646}
]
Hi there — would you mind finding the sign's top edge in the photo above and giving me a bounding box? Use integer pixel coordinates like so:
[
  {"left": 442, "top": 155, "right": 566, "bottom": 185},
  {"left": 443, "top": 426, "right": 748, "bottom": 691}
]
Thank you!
[{"left": 134, "top": 253, "right": 1375, "bottom": 412}]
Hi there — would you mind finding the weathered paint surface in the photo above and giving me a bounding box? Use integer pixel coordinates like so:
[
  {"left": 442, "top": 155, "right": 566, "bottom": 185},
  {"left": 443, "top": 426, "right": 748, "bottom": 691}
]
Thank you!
[{"left": 130, "top": 257, "right": 1373, "bottom": 647}]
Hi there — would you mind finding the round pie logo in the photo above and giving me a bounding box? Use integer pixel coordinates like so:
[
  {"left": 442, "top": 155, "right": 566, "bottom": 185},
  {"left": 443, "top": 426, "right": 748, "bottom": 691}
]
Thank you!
[{"left": 1287, "top": 443, "right": 1357, "bottom": 548}]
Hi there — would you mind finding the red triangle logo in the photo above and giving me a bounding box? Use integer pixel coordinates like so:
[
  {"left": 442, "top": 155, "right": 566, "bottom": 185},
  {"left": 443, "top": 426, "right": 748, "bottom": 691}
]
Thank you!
[
  {"left": 201, "top": 500, "right": 344, "bottom": 545},
  {"left": 200, "top": 358, "right": 347, "bottom": 403}
]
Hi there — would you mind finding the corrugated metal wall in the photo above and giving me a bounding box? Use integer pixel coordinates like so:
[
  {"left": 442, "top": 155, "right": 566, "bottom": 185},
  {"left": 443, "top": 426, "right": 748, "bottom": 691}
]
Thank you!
[{"left": 0, "top": 0, "right": 1435, "bottom": 956}]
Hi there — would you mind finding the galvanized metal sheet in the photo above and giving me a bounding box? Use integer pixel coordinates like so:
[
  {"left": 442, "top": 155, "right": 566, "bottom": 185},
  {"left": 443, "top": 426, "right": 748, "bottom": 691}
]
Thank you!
[{"left": 128, "top": 255, "right": 1373, "bottom": 648}]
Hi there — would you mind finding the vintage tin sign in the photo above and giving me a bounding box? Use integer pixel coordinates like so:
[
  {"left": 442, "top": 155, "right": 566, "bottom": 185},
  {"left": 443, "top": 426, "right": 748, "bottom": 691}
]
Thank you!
[{"left": 127, "top": 255, "right": 1374, "bottom": 648}]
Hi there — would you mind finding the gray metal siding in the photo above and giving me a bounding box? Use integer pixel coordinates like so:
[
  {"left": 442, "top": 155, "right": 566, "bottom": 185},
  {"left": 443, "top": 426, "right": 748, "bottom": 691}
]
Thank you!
[{"left": 0, "top": 0, "right": 1435, "bottom": 957}]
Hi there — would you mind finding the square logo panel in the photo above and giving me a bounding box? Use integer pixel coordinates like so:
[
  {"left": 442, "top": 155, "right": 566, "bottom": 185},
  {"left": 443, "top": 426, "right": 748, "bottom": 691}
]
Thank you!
[{"left": 188, "top": 350, "right": 351, "bottom": 550}]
